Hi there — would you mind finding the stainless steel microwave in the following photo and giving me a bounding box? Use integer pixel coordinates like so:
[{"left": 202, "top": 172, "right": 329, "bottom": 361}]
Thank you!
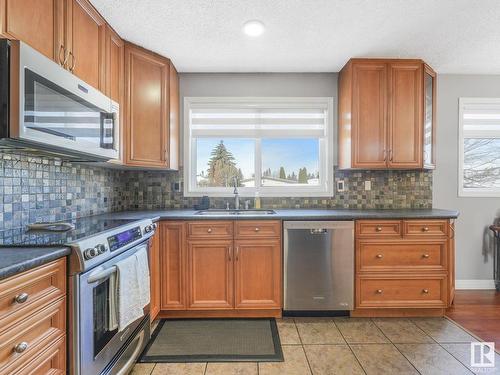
[{"left": 0, "top": 39, "right": 119, "bottom": 161}]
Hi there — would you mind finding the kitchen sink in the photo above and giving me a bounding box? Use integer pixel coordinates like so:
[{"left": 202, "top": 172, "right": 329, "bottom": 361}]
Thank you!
[{"left": 195, "top": 209, "right": 276, "bottom": 216}]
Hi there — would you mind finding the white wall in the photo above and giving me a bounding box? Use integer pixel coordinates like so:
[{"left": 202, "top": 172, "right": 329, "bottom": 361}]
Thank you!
[{"left": 434, "top": 75, "right": 500, "bottom": 287}]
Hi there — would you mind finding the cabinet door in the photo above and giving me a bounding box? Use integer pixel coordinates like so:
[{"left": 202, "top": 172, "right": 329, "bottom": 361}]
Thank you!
[
  {"left": 234, "top": 239, "right": 281, "bottom": 309},
  {"left": 169, "top": 63, "right": 180, "bottom": 170},
  {"left": 104, "top": 25, "right": 124, "bottom": 104},
  {"left": 387, "top": 62, "right": 423, "bottom": 168},
  {"left": 160, "top": 222, "right": 186, "bottom": 310},
  {"left": 66, "top": 0, "right": 105, "bottom": 89},
  {"left": 187, "top": 240, "right": 233, "bottom": 309},
  {"left": 352, "top": 62, "right": 388, "bottom": 168},
  {"left": 423, "top": 64, "right": 436, "bottom": 169},
  {"left": 0, "top": 0, "right": 65, "bottom": 64},
  {"left": 124, "top": 43, "right": 170, "bottom": 167},
  {"left": 149, "top": 230, "right": 160, "bottom": 321}
]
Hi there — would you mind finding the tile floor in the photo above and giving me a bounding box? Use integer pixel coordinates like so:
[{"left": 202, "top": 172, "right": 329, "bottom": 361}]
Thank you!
[{"left": 131, "top": 317, "right": 500, "bottom": 375}]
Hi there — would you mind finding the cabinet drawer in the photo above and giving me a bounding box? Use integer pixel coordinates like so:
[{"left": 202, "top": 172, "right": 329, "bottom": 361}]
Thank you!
[
  {"left": 356, "top": 221, "right": 402, "bottom": 237},
  {"left": 12, "top": 335, "right": 66, "bottom": 375},
  {"left": 357, "top": 276, "right": 446, "bottom": 308},
  {"left": 235, "top": 221, "right": 281, "bottom": 239},
  {"left": 0, "top": 259, "right": 66, "bottom": 333},
  {"left": 403, "top": 220, "right": 448, "bottom": 237},
  {"left": 187, "top": 221, "right": 233, "bottom": 239},
  {"left": 0, "top": 297, "right": 66, "bottom": 373},
  {"left": 358, "top": 241, "right": 447, "bottom": 272}
]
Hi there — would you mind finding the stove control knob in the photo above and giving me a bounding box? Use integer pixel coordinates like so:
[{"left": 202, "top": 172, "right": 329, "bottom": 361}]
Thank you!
[
  {"left": 84, "top": 248, "right": 98, "bottom": 260},
  {"left": 96, "top": 244, "right": 106, "bottom": 254},
  {"left": 144, "top": 224, "right": 154, "bottom": 233}
]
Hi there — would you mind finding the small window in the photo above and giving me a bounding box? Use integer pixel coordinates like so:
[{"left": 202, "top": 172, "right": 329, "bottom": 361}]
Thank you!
[
  {"left": 459, "top": 98, "right": 500, "bottom": 197},
  {"left": 184, "top": 97, "right": 334, "bottom": 197}
]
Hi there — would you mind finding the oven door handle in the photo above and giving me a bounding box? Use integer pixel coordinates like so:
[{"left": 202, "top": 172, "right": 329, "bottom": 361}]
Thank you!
[{"left": 87, "top": 266, "right": 117, "bottom": 284}]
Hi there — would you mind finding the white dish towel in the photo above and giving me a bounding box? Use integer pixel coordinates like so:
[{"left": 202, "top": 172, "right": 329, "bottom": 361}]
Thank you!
[
  {"left": 135, "top": 246, "right": 151, "bottom": 308},
  {"left": 115, "top": 249, "right": 147, "bottom": 331}
]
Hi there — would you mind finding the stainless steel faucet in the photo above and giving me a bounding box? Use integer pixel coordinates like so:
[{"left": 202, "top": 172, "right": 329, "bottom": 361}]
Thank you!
[{"left": 233, "top": 177, "right": 240, "bottom": 210}]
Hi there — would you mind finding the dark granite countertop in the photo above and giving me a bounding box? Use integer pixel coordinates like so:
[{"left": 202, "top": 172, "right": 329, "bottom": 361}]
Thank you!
[
  {"left": 0, "top": 246, "right": 70, "bottom": 281},
  {"left": 105, "top": 208, "right": 460, "bottom": 221}
]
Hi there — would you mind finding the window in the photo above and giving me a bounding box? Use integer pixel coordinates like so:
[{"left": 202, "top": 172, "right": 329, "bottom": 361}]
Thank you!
[
  {"left": 459, "top": 98, "right": 500, "bottom": 197},
  {"left": 184, "top": 97, "right": 334, "bottom": 197}
]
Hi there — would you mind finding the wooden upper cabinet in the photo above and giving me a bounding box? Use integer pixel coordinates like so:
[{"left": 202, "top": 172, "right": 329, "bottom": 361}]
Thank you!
[
  {"left": 352, "top": 62, "right": 387, "bottom": 168},
  {"left": 0, "top": 0, "right": 65, "bottom": 64},
  {"left": 104, "top": 25, "right": 124, "bottom": 104},
  {"left": 65, "top": 0, "right": 106, "bottom": 89},
  {"left": 234, "top": 239, "right": 281, "bottom": 309},
  {"left": 187, "top": 240, "right": 234, "bottom": 309},
  {"left": 124, "top": 43, "right": 170, "bottom": 168},
  {"left": 169, "top": 63, "right": 180, "bottom": 170},
  {"left": 388, "top": 62, "right": 423, "bottom": 168},
  {"left": 339, "top": 58, "right": 436, "bottom": 170}
]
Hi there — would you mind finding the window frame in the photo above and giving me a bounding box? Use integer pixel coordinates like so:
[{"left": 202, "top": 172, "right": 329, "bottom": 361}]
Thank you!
[
  {"left": 183, "top": 96, "right": 335, "bottom": 197},
  {"left": 458, "top": 97, "right": 500, "bottom": 197}
]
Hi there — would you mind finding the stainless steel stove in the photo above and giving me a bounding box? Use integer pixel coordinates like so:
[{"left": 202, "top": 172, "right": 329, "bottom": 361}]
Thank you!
[{"left": 1, "top": 215, "right": 157, "bottom": 375}]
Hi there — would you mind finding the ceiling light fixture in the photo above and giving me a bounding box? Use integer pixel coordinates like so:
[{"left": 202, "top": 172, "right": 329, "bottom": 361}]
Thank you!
[{"left": 243, "top": 20, "right": 265, "bottom": 37}]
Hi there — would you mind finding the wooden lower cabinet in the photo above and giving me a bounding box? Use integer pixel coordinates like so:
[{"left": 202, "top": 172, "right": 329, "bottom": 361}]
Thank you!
[
  {"left": 234, "top": 239, "right": 281, "bottom": 309},
  {"left": 353, "top": 219, "right": 455, "bottom": 317},
  {"left": 158, "top": 220, "right": 282, "bottom": 318},
  {"left": 187, "top": 240, "right": 234, "bottom": 309},
  {"left": 149, "top": 228, "right": 161, "bottom": 321}
]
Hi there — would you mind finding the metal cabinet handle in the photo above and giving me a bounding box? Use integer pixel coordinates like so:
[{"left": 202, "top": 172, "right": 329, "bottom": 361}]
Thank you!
[
  {"left": 375, "top": 227, "right": 383, "bottom": 232},
  {"left": 422, "top": 254, "right": 430, "bottom": 259},
  {"left": 235, "top": 246, "right": 239, "bottom": 261},
  {"left": 422, "top": 227, "right": 429, "bottom": 232},
  {"left": 69, "top": 51, "right": 76, "bottom": 72},
  {"left": 207, "top": 228, "right": 212, "bottom": 233},
  {"left": 376, "top": 289, "right": 383, "bottom": 294},
  {"left": 228, "top": 247, "right": 232, "bottom": 261},
  {"left": 14, "top": 293, "right": 29, "bottom": 304},
  {"left": 254, "top": 227, "right": 260, "bottom": 232},
  {"left": 58, "top": 45, "right": 69, "bottom": 67},
  {"left": 389, "top": 149, "right": 393, "bottom": 161},
  {"left": 14, "top": 342, "right": 28, "bottom": 353},
  {"left": 422, "top": 289, "right": 429, "bottom": 294},
  {"left": 376, "top": 254, "right": 383, "bottom": 259}
]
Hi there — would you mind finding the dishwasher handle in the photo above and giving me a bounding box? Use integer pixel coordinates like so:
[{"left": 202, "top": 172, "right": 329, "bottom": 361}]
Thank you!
[{"left": 310, "top": 228, "right": 327, "bottom": 234}]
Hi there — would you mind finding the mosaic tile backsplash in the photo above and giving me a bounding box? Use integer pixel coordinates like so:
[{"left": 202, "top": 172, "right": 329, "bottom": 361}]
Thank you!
[{"left": 0, "top": 153, "right": 432, "bottom": 231}]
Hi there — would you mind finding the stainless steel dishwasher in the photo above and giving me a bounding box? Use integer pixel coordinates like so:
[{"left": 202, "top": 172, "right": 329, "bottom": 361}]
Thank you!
[{"left": 284, "top": 221, "right": 354, "bottom": 312}]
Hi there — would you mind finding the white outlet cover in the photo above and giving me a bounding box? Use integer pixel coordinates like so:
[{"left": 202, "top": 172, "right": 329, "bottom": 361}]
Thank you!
[
  {"left": 364, "top": 181, "right": 371, "bottom": 191},
  {"left": 337, "top": 180, "right": 345, "bottom": 192}
]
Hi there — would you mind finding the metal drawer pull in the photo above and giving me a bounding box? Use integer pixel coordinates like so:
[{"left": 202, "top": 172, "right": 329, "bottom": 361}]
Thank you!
[
  {"left": 422, "top": 289, "right": 429, "bottom": 294},
  {"left": 207, "top": 228, "right": 212, "bottom": 233},
  {"left": 14, "top": 293, "right": 29, "bottom": 304},
  {"left": 228, "top": 247, "right": 232, "bottom": 261},
  {"left": 375, "top": 227, "right": 383, "bottom": 232},
  {"left": 376, "top": 254, "right": 383, "bottom": 259},
  {"left": 422, "top": 254, "right": 430, "bottom": 258},
  {"left": 376, "top": 289, "right": 383, "bottom": 294},
  {"left": 254, "top": 227, "right": 260, "bottom": 232},
  {"left": 235, "top": 246, "right": 239, "bottom": 261},
  {"left": 14, "top": 342, "right": 28, "bottom": 353},
  {"left": 422, "top": 227, "right": 429, "bottom": 232}
]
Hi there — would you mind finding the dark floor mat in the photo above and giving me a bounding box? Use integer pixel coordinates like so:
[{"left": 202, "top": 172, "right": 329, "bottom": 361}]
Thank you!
[{"left": 139, "top": 318, "right": 283, "bottom": 363}]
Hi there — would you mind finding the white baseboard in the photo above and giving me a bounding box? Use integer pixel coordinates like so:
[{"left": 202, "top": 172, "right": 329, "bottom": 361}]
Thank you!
[{"left": 455, "top": 279, "right": 496, "bottom": 290}]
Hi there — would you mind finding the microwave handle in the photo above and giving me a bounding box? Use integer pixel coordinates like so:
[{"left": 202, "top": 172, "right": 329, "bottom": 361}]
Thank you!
[{"left": 87, "top": 266, "right": 117, "bottom": 284}]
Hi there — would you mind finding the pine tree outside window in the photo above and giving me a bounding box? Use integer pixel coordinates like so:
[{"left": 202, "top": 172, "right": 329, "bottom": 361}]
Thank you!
[{"left": 184, "top": 97, "right": 334, "bottom": 197}]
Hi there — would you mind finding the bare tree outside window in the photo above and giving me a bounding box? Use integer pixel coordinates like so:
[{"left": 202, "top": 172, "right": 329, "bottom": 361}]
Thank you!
[{"left": 463, "top": 138, "right": 500, "bottom": 189}]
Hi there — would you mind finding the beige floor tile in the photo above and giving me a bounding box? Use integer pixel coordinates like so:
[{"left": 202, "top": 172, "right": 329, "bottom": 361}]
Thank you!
[
  {"left": 294, "top": 317, "right": 345, "bottom": 344},
  {"left": 396, "top": 343, "right": 472, "bottom": 375},
  {"left": 131, "top": 363, "right": 156, "bottom": 375},
  {"left": 334, "top": 317, "right": 389, "bottom": 344},
  {"left": 259, "top": 345, "right": 311, "bottom": 375},
  {"left": 304, "top": 344, "right": 364, "bottom": 375},
  {"left": 412, "top": 318, "right": 477, "bottom": 343},
  {"left": 205, "top": 362, "right": 258, "bottom": 375},
  {"left": 276, "top": 318, "right": 301, "bottom": 345},
  {"left": 351, "top": 344, "right": 418, "bottom": 375},
  {"left": 373, "top": 318, "right": 434, "bottom": 343},
  {"left": 151, "top": 362, "right": 207, "bottom": 375},
  {"left": 442, "top": 343, "right": 500, "bottom": 375}
]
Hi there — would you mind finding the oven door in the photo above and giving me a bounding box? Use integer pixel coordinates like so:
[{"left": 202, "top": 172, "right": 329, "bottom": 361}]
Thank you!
[
  {"left": 15, "top": 41, "right": 119, "bottom": 160},
  {"left": 77, "top": 242, "right": 150, "bottom": 375}
]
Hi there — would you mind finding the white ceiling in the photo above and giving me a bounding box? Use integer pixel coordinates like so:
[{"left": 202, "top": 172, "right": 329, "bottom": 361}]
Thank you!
[{"left": 91, "top": 0, "right": 500, "bottom": 74}]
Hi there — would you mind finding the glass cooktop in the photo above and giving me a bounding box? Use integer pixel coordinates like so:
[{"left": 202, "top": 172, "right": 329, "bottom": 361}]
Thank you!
[{"left": 0, "top": 216, "right": 138, "bottom": 246}]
